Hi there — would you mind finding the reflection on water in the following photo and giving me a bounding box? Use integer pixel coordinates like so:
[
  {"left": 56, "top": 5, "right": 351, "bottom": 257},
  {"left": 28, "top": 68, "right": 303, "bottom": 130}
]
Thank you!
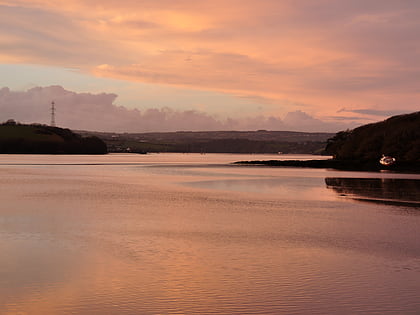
[
  {"left": 182, "top": 177, "right": 335, "bottom": 203},
  {"left": 326, "top": 177, "right": 420, "bottom": 207},
  {"left": 1, "top": 154, "right": 420, "bottom": 314}
]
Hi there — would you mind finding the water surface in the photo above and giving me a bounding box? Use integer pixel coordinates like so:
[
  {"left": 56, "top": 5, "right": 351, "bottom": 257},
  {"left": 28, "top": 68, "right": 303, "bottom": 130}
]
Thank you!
[{"left": 0, "top": 153, "right": 419, "bottom": 314}]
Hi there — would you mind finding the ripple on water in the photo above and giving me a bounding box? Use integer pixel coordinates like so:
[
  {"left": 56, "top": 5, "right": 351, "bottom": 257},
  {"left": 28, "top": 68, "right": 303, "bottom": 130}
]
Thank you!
[{"left": 1, "top": 155, "right": 420, "bottom": 314}]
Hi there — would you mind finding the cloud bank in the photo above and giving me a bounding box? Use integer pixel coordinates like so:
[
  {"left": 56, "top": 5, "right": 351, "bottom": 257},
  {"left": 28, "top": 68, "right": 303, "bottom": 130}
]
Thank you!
[{"left": 0, "top": 86, "right": 358, "bottom": 132}]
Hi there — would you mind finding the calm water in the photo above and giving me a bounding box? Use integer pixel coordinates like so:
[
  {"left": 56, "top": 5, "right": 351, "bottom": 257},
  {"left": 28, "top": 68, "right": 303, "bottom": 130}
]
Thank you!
[{"left": 0, "top": 153, "right": 419, "bottom": 314}]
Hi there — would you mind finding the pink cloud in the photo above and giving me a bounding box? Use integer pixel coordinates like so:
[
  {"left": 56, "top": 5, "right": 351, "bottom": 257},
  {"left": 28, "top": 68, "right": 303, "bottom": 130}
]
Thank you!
[
  {"left": 1, "top": 1, "right": 419, "bottom": 118},
  {"left": 0, "top": 86, "right": 359, "bottom": 132}
]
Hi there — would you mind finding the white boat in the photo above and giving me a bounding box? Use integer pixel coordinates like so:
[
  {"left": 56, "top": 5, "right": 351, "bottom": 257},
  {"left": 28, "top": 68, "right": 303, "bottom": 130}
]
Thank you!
[{"left": 379, "top": 155, "right": 396, "bottom": 166}]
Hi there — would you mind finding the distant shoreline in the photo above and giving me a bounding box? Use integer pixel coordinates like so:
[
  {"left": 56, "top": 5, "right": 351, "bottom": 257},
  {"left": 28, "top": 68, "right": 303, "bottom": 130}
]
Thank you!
[{"left": 233, "top": 159, "right": 420, "bottom": 173}]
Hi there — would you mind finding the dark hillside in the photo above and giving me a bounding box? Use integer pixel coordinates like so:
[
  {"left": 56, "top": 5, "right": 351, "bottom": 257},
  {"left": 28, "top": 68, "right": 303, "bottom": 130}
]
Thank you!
[
  {"left": 236, "top": 112, "right": 420, "bottom": 172},
  {"left": 0, "top": 121, "right": 107, "bottom": 154},
  {"left": 78, "top": 130, "right": 333, "bottom": 154},
  {"left": 326, "top": 112, "right": 420, "bottom": 162}
]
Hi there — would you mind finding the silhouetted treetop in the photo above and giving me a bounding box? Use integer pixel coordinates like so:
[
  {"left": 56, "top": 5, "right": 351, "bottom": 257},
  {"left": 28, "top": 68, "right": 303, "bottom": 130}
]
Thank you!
[{"left": 326, "top": 112, "right": 420, "bottom": 162}]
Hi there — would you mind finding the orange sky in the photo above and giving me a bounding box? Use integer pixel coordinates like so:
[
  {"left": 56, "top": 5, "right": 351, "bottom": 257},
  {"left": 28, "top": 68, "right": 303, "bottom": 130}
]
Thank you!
[{"left": 0, "top": 0, "right": 419, "bottom": 131}]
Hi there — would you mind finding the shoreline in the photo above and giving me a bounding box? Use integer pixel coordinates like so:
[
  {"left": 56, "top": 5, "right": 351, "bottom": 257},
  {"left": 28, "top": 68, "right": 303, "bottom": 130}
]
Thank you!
[{"left": 233, "top": 159, "right": 420, "bottom": 173}]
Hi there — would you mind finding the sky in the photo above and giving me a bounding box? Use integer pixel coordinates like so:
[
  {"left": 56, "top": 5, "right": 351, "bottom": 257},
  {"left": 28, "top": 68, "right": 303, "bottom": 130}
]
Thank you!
[{"left": 0, "top": 0, "right": 419, "bottom": 132}]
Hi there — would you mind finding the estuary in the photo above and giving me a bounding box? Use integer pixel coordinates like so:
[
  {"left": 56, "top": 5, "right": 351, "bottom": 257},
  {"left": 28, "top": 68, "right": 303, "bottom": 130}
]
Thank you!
[{"left": 1, "top": 153, "right": 419, "bottom": 314}]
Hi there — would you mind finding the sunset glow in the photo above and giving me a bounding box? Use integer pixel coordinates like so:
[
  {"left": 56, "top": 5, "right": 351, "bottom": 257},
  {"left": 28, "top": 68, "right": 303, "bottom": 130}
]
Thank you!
[{"left": 1, "top": 0, "right": 419, "bottom": 131}]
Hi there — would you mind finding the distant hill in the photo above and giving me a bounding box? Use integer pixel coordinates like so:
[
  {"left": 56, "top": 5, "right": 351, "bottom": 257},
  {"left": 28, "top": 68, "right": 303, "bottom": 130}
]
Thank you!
[
  {"left": 326, "top": 111, "right": 420, "bottom": 162},
  {"left": 78, "top": 130, "right": 334, "bottom": 154},
  {"left": 0, "top": 120, "right": 107, "bottom": 154}
]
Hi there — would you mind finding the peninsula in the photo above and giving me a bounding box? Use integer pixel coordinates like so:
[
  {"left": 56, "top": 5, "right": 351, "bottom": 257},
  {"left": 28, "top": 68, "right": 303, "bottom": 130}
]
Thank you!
[{"left": 235, "top": 112, "right": 420, "bottom": 172}]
